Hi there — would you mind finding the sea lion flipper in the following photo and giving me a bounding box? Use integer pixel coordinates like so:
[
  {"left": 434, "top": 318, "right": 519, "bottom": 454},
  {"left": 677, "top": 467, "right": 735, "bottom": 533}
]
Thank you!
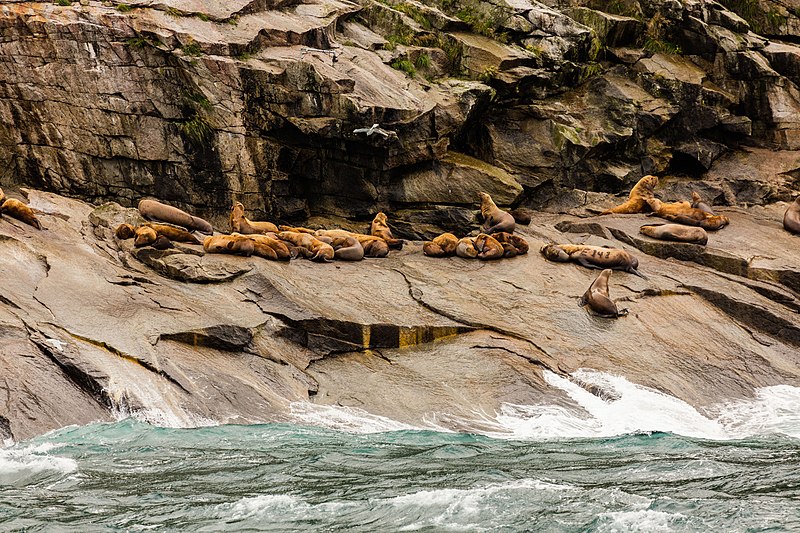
[
  {"left": 576, "top": 257, "right": 601, "bottom": 270},
  {"left": 617, "top": 308, "right": 629, "bottom": 317},
  {"left": 629, "top": 268, "right": 648, "bottom": 279}
]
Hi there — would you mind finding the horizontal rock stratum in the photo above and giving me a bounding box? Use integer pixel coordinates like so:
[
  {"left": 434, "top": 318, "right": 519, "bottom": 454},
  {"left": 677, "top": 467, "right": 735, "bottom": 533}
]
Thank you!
[{"left": 1, "top": 188, "right": 798, "bottom": 442}]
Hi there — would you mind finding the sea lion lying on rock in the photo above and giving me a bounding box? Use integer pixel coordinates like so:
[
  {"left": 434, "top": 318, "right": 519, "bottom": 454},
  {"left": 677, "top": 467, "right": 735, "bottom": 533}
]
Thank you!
[
  {"left": 247, "top": 234, "right": 292, "bottom": 261},
  {"left": 783, "top": 197, "right": 800, "bottom": 235},
  {"left": 330, "top": 235, "right": 365, "bottom": 261},
  {"left": 640, "top": 223, "right": 708, "bottom": 245},
  {"left": 203, "top": 234, "right": 255, "bottom": 256},
  {"left": 474, "top": 233, "right": 504, "bottom": 260},
  {"left": 315, "top": 229, "right": 389, "bottom": 258},
  {"left": 456, "top": 237, "right": 479, "bottom": 258},
  {"left": 479, "top": 192, "right": 515, "bottom": 234},
  {"left": 151, "top": 235, "right": 174, "bottom": 250},
  {"left": 540, "top": 243, "right": 644, "bottom": 277},
  {"left": 647, "top": 199, "right": 730, "bottom": 230},
  {"left": 277, "top": 231, "right": 335, "bottom": 262},
  {"left": 1, "top": 198, "right": 41, "bottom": 229},
  {"left": 229, "top": 202, "right": 279, "bottom": 234},
  {"left": 115, "top": 223, "right": 136, "bottom": 240},
  {"left": 371, "top": 212, "right": 403, "bottom": 249},
  {"left": 492, "top": 232, "right": 529, "bottom": 256},
  {"left": 138, "top": 199, "right": 213, "bottom": 234},
  {"left": 580, "top": 269, "right": 628, "bottom": 318},
  {"left": 691, "top": 191, "right": 716, "bottom": 215},
  {"left": 423, "top": 233, "right": 459, "bottom": 257},
  {"left": 0, "top": 188, "right": 5, "bottom": 205},
  {"left": 142, "top": 223, "right": 201, "bottom": 245},
  {"left": 600, "top": 175, "right": 659, "bottom": 215},
  {"left": 134, "top": 226, "right": 159, "bottom": 247}
]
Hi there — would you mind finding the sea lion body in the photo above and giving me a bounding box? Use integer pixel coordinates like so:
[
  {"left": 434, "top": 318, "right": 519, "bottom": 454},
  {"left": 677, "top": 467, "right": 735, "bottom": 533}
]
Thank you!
[
  {"left": 1, "top": 198, "right": 41, "bottom": 229},
  {"left": 639, "top": 223, "right": 708, "bottom": 245},
  {"left": 423, "top": 233, "right": 459, "bottom": 257},
  {"left": 456, "top": 237, "right": 478, "bottom": 258},
  {"left": 0, "top": 188, "right": 5, "bottom": 206},
  {"left": 279, "top": 225, "right": 316, "bottom": 234},
  {"left": 277, "top": 231, "right": 334, "bottom": 262},
  {"left": 330, "top": 235, "right": 364, "bottom": 261},
  {"left": 600, "top": 175, "right": 659, "bottom": 215},
  {"left": 783, "top": 198, "right": 800, "bottom": 234},
  {"left": 510, "top": 208, "right": 532, "bottom": 226},
  {"left": 371, "top": 212, "right": 403, "bottom": 250},
  {"left": 492, "top": 232, "right": 529, "bottom": 255},
  {"left": 203, "top": 234, "right": 255, "bottom": 256},
  {"left": 229, "top": 202, "right": 279, "bottom": 235},
  {"left": 479, "top": 192, "right": 515, "bottom": 234},
  {"left": 691, "top": 191, "right": 716, "bottom": 215},
  {"left": 142, "top": 223, "right": 201, "bottom": 245},
  {"left": 134, "top": 226, "right": 159, "bottom": 247},
  {"left": 115, "top": 223, "right": 136, "bottom": 240},
  {"left": 580, "top": 269, "right": 628, "bottom": 318},
  {"left": 647, "top": 199, "right": 730, "bottom": 230},
  {"left": 474, "top": 233, "right": 504, "bottom": 260},
  {"left": 316, "top": 230, "right": 389, "bottom": 258},
  {"left": 151, "top": 235, "right": 174, "bottom": 250},
  {"left": 248, "top": 234, "right": 291, "bottom": 261},
  {"left": 541, "top": 243, "right": 643, "bottom": 276},
  {"left": 138, "top": 199, "right": 213, "bottom": 234}
]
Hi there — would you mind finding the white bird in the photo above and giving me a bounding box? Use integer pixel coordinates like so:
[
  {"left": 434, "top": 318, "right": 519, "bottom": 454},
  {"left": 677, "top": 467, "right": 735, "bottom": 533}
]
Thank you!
[
  {"left": 353, "top": 123, "right": 379, "bottom": 135},
  {"left": 352, "top": 124, "right": 398, "bottom": 139}
]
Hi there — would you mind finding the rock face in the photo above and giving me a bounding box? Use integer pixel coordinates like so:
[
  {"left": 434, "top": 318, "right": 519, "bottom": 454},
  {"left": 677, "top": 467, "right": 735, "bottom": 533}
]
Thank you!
[{"left": 1, "top": 188, "right": 799, "bottom": 441}]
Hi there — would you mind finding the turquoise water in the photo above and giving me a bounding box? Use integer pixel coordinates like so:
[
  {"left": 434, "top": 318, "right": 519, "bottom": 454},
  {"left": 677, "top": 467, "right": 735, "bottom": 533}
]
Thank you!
[{"left": 2, "top": 420, "right": 799, "bottom": 532}]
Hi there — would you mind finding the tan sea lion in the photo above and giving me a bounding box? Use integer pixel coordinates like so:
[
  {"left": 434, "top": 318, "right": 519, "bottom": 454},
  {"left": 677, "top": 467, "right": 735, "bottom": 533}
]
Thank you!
[
  {"left": 279, "top": 225, "right": 316, "bottom": 234},
  {"left": 691, "top": 191, "right": 716, "bottom": 215},
  {"left": 600, "top": 175, "right": 659, "bottom": 215},
  {"left": 229, "top": 202, "right": 279, "bottom": 235},
  {"left": 510, "top": 208, "right": 532, "bottom": 226},
  {"left": 315, "top": 229, "right": 389, "bottom": 258},
  {"left": 138, "top": 199, "right": 213, "bottom": 234},
  {"left": 423, "top": 233, "right": 459, "bottom": 257},
  {"left": 639, "top": 223, "right": 708, "bottom": 245},
  {"left": 330, "top": 235, "right": 364, "bottom": 261},
  {"left": 456, "top": 237, "right": 478, "bottom": 258},
  {"left": 540, "top": 243, "right": 644, "bottom": 277},
  {"left": 133, "top": 226, "right": 159, "bottom": 247},
  {"left": 371, "top": 212, "right": 403, "bottom": 249},
  {"left": 248, "top": 234, "right": 291, "bottom": 261},
  {"left": 1, "top": 198, "right": 41, "bottom": 229},
  {"left": 783, "top": 197, "right": 800, "bottom": 234},
  {"left": 479, "top": 192, "right": 515, "bottom": 234},
  {"left": 492, "top": 232, "right": 529, "bottom": 255},
  {"left": 142, "top": 223, "right": 201, "bottom": 245},
  {"left": 474, "top": 233, "right": 504, "bottom": 260},
  {"left": 115, "top": 223, "right": 136, "bottom": 240},
  {"left": 203, "top": 234, "right": 255, "bottom": 256},
  {"left": 0, "top": 188, "right": 5, "bottom": 206},
  {"left": 647, "top": 199, "right": 729, "bottom": 230},
  {"left": 277, "top": 231, "right": 334, "bottom": 262},
  {"left": 580, "top": 269, "right": 628, "bottom": 318}
]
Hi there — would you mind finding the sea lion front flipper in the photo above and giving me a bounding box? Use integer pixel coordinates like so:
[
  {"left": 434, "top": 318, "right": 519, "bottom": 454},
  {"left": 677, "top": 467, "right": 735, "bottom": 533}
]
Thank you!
[{"left": 576, "top": 257, "right": 601, "bottom": 270}]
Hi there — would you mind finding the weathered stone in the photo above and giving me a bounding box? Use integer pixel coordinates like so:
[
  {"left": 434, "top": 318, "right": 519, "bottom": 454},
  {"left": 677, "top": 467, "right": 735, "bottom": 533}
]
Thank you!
[{"left": 567, "top": 7, "right": 644, "bottom": 47}]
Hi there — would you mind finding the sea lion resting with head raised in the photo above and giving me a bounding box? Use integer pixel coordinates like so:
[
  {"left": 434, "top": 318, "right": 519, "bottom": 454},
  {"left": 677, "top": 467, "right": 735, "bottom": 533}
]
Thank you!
[
  {"left": 580, "top": 269, "right": 628, "bottom": 318},
  {"left": 646, "top": 199, "right": 729, "bottom": 231},
  {"left": 1, "top": 198, "right": 41, "bottom": 229},
  {"left": 139, "top": 199, "right": 213, "bottom": 234},
  {"left": 277, "top": 231, "right": 335, "bottom": 262},
  {"left": 600, "top": 175, "right": 659, "bottom": 215},
  {"left": 229, "top": 202, "right": 279, "bottom": 235},
  {"left": 540, "top": 243, "right": 644, "bottom": 277},
  {"left": 639, "top": 223, "right": 708, "bottom": 245},
  {"left": 478, "top": 192, "right": 515, "bottom": 234},
  {"left": 371, "top": 212, "right": 403, "bottom": 249},
  {"left": 423, "top": 233, "right": 459, "bottom": 257},
  {"left": 783, "top": 197, "right": 800, "bottom": 235}
]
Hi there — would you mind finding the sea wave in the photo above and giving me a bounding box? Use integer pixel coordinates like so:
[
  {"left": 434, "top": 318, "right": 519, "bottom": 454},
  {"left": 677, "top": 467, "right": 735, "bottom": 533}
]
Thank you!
[{"left": 0, "top": 441, "right": 77, "bottom": 486}]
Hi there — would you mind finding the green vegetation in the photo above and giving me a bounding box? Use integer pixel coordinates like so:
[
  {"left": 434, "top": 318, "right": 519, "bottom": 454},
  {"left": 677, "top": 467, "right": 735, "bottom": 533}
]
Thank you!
[
  {"left": 56, "top": 0, "right": 72, "bottom": 6},
  {"left": 580, "top": 62, "right": 604, "bottom": 81},
  {"left": 391, "top": 58, "right": 416, "bottom": 76},
  {"left": 183, "top": 90, "right": 212, "bottom": 111},
  {"left": 641, "top": 12, "right": 682, "bottom": 55},
  {"left": 235, "top": 52, "right": 252, "bottom": 61},
  {"left": 197, "top": 13, "right": 210, "bottom": 22},
  {"left": 643, "top": 38, "right": 682, "bottom": 55},
  {"left": 179, "top": 115, "right": 212, "bottom": 145},
  {"left": 393, "top": 2, "right": 433, "bottom": 30},
  {"left": 181, "top": 40, "right": 203, "bottom": 57},
  {"left": 165, "top": 7, "right": 183, "bottom": 17},
  {"left": 116, "top": 3, "right": 132, "bottom": 12},
  {"left": 719, "top": 0, "right": 786, "bottom": 33},
  {"left": 415, "top": 53, "right": 431, "bottom": 69},
  {"left": 127, "top": 37, "right": 149, "bottom": 48},
  {"left": 478, "top": 65, "right": 498, "bottom": 82}
]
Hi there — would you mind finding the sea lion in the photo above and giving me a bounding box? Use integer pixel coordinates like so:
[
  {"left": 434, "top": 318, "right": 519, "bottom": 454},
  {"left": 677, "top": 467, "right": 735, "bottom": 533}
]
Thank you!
[
  {"left": 510, "top": 208, "right": 532, "bottom": 226},
  {"left": 138, "top": 199, "right": 213, "bottom": 234},
  {"left": 1, "top": 198, "right": 41, "bottom": 229},
  {"left": 600, "top": 175, "right": 659, "bottom": 215},
  {"left": 456, "top": 237, "right": 478, "bottom": 258},
  {"left": 371, "top": 212, "right": 403, "bottom": 249},
  {"left": 639, "top": 223, "right": 708, "bottom": 245},
  {"left": 423, "top": 233, "right": 459, "bottom": 257},
  {"left": 540, "top": 243, "right": 644, "bottom": 277},
  {"left": 133, "top": 226, "right": 159, "bottom": 247},
  {"left": 479, "top": 192, "right": 515, "bottom": 234},
  {"left": 492, "top": 232, "right": 529, "bottom": 255},
  {"left": 142, "top": 223, "right": 201, "bottom": 245},
  {"left": 277, "top": 231, "right": 334, "bottom": 262},
  {"left": 151, "top": 235, "right": 175, "bottom": 250},
  {"left": 0, "top": 188, "right": 5, "bottom": 206},
  {"left": 203, "top": 234, "right": 255, "bottom": 256},
  {"left": 580, "top": 269, "right": 628, "bottom": 318},
  {"left": 691, "top": 191, "right": 716, "bottom": 215},
  {"left": 783, "top": 197, "right": 800, "bottom": 234},
  {"left": 474, "top": 233, "right": 504, "bottom": 260},
  {"left": 647, "top": 199, "right": 730, "bottom": 230},
  {"left": 229, "top": 202, "right": 279, "bottom": 235},
  {"left": 279, "top": 225, "right": 316, "bottom": 234},
  {"left": 330, "top": 235, "right": 364, "bottom": 261},
  {"left": 315, "top": 229, "right": 389, "bottom": 258},
  {"left": 247, "top": 234, "right": 292, "bottom": 261},
  {"left": 115, "top": 223, "right": 136, "bottom": 240}
]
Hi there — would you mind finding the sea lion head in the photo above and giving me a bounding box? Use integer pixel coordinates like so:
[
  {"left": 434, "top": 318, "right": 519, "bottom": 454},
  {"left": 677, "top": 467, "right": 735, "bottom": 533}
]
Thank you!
[
  {"left": 134, "top": 226, "right": 158, "bottom": 247},
  {"left": 373, "top": 212, "right": 388, "bottom": 226},
  {"left": 540, "top": 243, "right": 569, "bottom": 262},
  {"left": 115, "top": 223, "right": 135, "bottom": 240}
]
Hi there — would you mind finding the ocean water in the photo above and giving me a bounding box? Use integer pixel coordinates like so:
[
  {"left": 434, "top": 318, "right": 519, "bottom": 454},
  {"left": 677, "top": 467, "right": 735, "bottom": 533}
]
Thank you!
[{"left": 2, "top": 371, "right": 799, "bottom": 532}]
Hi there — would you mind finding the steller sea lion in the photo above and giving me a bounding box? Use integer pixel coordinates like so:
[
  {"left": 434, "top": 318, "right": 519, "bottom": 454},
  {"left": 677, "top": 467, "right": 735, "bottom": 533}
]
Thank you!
[
  {"left": 492, "top": 232, "right": 529, "bottom": 256},
  {"left": 600, "top": 175, "right": 659, "bottom": 215},
  {"left": 423, "top": 233, "right": 459, "bottom": 257},
  {"left": 647, "top": 198, "right": 729, "bottom": 231},
  {"left": 134, "top": 226, "right": 159, "bottom": 247},
  {"left": 279, "top": 225, "right": 316, "bottom": 234},
  {"left": 315, "top": 229, "right": 389, "bottom": 258},
  {"left": 138, "top": 199, "right": 213, "bottom": 234},
  {"left": 142, "top": 223, "right": 201, "bottom": 245},
  {"left": 277, "top": 231, "right": 334, "bottom": 262},
  {"left": 474, "top": 233, "right": 504, "bottom": 260},
  {"left": 115, "top": 223, "right": 136, "bottom": 240},
  {"left": 330, "top": 235, "right": 364, "bottom": 261},
  {"left": 229, "top": 202, "right": 279, "bottom": 235},
  {"left": 783, "top": 197, "right": 800, "bottom": 234},
  {"left": 151, "top": 235, "right": 175, "bottom": 250},
  {"left": 247, "top": 234, "right": 291, "bottom": 261},
  {"left": 203, "top": 234, "right": 255, "bottom": 256},
  {"left": 691, "top": 191, "right": 716, "bottom": 215},
  {"left": 1, "top": 198, "right": 41, "bottom": 229},
  {"left": 0, "top": 188, "right": 5, "bottom": 206},
  {"left": 639, "top": 223, "right": 708, "bottom": 245},
  {"left": 580, "top": 269, "right": 628, "bottom": 318},
  {"left": 479, "top": 192, "right": 515, "bottom": 234},
  {"left": 540, "top": 243, "right": 644, "bottom": 277},
  {"left": 510, "top": 208, "right": 532, "bottom": 226},
  {"left": 371, "top": 212, "right": 403, "bottom": 249},
  {"left": 456, "top": 237, "right": 478, "bottom": 258}
]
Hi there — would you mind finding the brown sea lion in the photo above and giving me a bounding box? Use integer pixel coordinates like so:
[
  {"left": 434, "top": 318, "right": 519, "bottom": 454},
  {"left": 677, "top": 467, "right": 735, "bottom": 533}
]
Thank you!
[
  {"left": 279, "top": 225, "right": 316, "bottom": 234},
  {"left": 510, "top": 208, "right": 532, "bottom": 226},
  {"left": 371, "top": 212, "right": 403, "bottom": 250},
  {"left": 456, "top": 237, "right": 478, "bottom": 258},
  {"left": 229, "top": 202, "right": 279, "bottom": 235},
  {"left": 138, "top": 199, "right": 213, "bottom": 234},
  {"left": 142, "top": 223, "right": 201, "bottom": 245},
  {"left": 203, "top": 234, "right": 255, "bottom": 256},
  {"left": 783, "top": 197, "right": 800, "bottom": 235},
  {"left": 639, "top": 223, "right": 708, "bottom": 245},
  {"left": 330, "top": 235, "right": 364, "bottom": 261},
  {"left": 647, "top": 199, "right": 729, "bottom": 231},
  {"left": 540, "top": 243, "right": 644, "bottom": 277},
  {"left": 492, "top": 232, "right": 529, "bottom": 255},
  {"left": 315, "top": 229, "right": 389, "bottom": 258},
  {"left": 691, "top": 191, "right": 716, "bottom": 215},
  {"left": 479, "top": 192, "right": 515, "bottom": 234},
  {"left": 151, "top": 235, "right": 175, "bottom": 250},
  {"left": 0, "top": 188, "right": 5, "bottom": 206},
  {"left": 600, "top": 175, "right": 659, "bottom": 215},
  {"left": 134, "top": 226, "right": 159, "bottom": 247},
  {"left": 1, "top": 198, "right": 41, "bottom": 229},
  {"left": 580, "top": 269, "right": 628, "bottom": 318},
  {"left": 423, "top": 233, "right": 459, "bottom": 257},
  {"left": 248, "top": 234, "right": 291, "bottom": 261},
  {"left": 115, "top": 223, "right": 136, "bottom": 240},
  {"left": 277, "top": 231, "right": 334, "bottom": 262},
  {"left": 474, "top": 233, "right": 504, "bottom": 260}
]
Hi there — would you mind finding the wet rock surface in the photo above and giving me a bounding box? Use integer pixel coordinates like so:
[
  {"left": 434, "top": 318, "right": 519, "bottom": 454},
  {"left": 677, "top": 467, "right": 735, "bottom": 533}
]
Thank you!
[{"left": 0, "top": 189, "right": 798, "bottom": 440}]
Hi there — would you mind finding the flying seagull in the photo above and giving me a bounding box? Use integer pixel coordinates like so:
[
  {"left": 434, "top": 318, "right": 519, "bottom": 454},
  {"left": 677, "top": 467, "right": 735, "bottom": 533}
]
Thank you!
[
  {"left": 352, "top": 123, "right": 398, "bottom": 140},
  {"left": 300, "top": 46, "right": 339, "bottom": 65}
]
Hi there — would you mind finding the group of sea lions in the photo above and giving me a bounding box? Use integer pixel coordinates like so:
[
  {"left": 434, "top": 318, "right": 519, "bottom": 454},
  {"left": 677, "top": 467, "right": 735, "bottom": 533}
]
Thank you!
[{"left": 0, "top": 188, "right": 41, "bottom": 230}]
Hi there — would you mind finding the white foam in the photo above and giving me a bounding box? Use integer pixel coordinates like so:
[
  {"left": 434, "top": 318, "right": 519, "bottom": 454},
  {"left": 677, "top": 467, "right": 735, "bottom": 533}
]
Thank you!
[
  {"left": 0, "top": 442, "right": 77, "bottom": 486},
  {"left": 712, "top": 385, "right": 800, "bottom": 439},
  {"left": 596, "top": 509, "right": 685, "bottom": 532},
  {"left": 226, "top": 494, "right": 310, "bottom": 520},
  {"left": 289, "top": 402, "right": 421, "bottom": 433}
]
